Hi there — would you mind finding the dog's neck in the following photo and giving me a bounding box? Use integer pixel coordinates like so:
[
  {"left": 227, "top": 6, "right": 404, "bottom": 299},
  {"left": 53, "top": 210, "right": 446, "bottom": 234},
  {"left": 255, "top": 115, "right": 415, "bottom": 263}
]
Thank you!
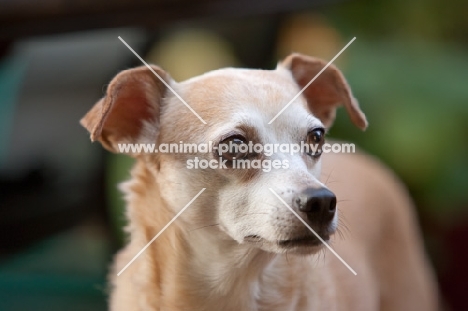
[{"left": 121, "top": 161, "right": 320, "bottom": 311}]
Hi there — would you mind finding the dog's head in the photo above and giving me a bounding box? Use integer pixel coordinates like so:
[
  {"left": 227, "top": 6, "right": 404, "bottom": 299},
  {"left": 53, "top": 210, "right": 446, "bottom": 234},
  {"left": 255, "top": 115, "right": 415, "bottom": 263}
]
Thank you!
[{"left": 81, "top": 53, "right": 367, "bottom": 255}]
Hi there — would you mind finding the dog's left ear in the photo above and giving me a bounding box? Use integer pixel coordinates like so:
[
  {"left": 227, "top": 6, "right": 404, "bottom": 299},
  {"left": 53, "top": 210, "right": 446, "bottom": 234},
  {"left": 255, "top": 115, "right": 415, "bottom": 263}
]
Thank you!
[{"left": 280, "top": 53, "right": 367, "bottom": 130}]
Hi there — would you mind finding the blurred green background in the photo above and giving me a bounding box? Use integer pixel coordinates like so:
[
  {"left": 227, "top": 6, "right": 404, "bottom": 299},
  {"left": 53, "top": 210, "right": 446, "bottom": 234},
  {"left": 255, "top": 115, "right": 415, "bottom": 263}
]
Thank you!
[{"left": 0, "top": 0, "right": 467, "bottom": 310}]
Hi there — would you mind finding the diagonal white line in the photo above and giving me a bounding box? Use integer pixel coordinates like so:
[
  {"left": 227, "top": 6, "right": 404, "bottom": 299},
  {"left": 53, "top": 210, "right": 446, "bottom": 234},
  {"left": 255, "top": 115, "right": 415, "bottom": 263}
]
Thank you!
[
  {"left": 268, "top": 37, "right": 356, "bottom": 124},
  {"left": 117, "top": 188, "right": 206, "bottom": 276},
  {"left": 118, "top": 36, "right": 207, "bottom": 125},
  {"left": 268, "top": 188, "right": 357, "bottom": 275}
]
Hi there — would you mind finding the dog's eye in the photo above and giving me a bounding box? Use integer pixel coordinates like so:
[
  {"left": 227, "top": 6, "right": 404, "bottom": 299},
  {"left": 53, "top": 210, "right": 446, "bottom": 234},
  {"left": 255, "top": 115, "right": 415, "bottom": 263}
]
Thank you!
[
  {"left": 306, "top": 128, "right": 325, "bottom": 158},
  {"left": 218, "top": 136, "right": 249, "bottom": 161}
]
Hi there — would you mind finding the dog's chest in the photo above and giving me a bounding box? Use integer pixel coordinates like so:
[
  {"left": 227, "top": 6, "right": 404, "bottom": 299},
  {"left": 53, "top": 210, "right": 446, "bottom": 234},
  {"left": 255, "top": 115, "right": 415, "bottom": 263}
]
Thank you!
[{"left": 253, "top": 259, "right": 337, "bottom": 311}]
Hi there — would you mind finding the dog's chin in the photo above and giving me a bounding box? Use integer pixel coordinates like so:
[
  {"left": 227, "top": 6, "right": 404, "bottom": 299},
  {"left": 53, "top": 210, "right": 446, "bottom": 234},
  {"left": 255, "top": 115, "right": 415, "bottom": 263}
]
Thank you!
[{"left": 243, "top": 235, "right": 329, "bottom": 255}]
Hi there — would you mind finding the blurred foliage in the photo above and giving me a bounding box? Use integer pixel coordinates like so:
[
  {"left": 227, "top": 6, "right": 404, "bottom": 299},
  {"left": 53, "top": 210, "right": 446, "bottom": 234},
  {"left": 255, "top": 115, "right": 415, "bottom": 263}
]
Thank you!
[
  {"left": 106, "top": 154, "right": 135, "bottom": 245},
  {"left": 0, "top": 55, "right": 27, "bottom": 165},
  {"left": 326, "top": 0, "right": 468, "bottom": 42},
  {"left": 331, "top": 40, "right": 468, "bottom": 217},
  {"left": 0, "top": 225, "right": 108, "bottom": 311},
  {"left": 317, "top": 0, "right": 468, "bottom": 219}
]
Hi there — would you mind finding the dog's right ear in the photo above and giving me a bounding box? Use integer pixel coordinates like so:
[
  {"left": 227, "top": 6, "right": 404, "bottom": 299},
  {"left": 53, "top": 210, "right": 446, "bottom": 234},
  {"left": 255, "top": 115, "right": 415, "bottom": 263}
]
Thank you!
[{"left": 80, "top": 65, "right": 171, "bottom": 153}]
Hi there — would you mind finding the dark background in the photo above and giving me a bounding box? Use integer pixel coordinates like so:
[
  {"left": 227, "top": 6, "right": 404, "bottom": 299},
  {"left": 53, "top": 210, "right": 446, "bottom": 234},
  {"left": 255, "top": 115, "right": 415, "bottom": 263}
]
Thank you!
[{"left": 0, "top": 0, "right": 467, "bottom": 310}]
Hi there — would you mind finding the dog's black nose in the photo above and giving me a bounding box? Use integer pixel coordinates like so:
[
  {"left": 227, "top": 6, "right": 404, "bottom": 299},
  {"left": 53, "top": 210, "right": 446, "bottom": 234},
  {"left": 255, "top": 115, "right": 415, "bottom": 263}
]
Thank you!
[{"left": 296, "top": 188, "right": 337, "bottom": 222}]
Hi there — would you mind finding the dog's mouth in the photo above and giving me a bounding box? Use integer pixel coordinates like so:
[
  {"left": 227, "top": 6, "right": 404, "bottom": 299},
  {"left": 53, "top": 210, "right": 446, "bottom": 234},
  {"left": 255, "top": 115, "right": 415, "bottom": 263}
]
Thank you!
[
  {"left": 244, "top": 235, "right": 263, "bottom": 243},
  {"left": 277, "top": 235, "right": 327, "bottom": 248},
  {"left": 244, "top": 234, "right": 329, "bottom": 248}
]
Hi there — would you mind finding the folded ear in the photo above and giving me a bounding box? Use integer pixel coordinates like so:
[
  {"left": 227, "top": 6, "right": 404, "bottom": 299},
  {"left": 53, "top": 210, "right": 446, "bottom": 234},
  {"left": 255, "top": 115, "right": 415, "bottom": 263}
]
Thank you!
[
  {"left": 80, "top": 65, "right": 171, "bottom": 153},
  {"left": 280, "top": 53, "right": 367, "bottom": 130}
]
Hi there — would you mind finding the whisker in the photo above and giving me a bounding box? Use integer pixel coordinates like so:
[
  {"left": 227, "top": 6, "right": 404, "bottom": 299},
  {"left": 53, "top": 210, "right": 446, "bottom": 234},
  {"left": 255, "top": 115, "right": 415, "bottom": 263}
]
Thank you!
[
  {"left": 258, "top": 201, "right": 288, "bottom": 210},
  {"left": 333, "top": 214, "right": 351, "bottom": 241},
  {"left": 188, "top": 224, "right": 220, "bottom": 232},
  {"left": 324, "top": 167, "right": 335, "bottom": 186},
  {"left": 188, "top": 212, "right": 270, "bottom": 232},
  {"left": 234, "top": 212, "right": 270, "bottom": 218},
  {"left": 336, "top": 227, "right": 346, "bottom": 240},
  {"left": 323, "top": 180, "right": 340, "bottom": 185},
  {"left": 337, "top": 199, "right": 352, "bottom": 203},
  {"left": 285, "top": 251, "right": 291, "bottom": 264}
]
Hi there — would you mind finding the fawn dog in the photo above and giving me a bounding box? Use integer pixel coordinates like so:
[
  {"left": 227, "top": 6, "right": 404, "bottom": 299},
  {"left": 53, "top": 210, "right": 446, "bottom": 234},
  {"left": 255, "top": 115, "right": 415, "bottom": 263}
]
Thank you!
[{"left": 81, "top": 53, "right": 438, "bottom": 310}]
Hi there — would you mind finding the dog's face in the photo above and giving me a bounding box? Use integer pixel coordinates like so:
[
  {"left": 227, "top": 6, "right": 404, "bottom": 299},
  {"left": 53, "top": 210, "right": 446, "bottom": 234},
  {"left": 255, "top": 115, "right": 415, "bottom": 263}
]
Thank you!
[{"left": 81, "top": 53, "right": 367, "bottom": 255}]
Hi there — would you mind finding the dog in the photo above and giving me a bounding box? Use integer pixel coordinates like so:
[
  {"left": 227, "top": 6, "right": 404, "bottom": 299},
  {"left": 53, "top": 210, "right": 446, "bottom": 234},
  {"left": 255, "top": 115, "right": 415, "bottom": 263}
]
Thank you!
[{"left": 81, "top": 53, "right": 438, "bottom": 310}]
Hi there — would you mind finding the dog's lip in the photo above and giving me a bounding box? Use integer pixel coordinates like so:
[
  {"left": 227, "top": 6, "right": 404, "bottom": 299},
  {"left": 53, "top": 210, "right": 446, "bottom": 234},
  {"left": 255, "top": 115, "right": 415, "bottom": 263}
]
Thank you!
[
  {"left": 244, "top": 235, "right": 329, "bottom": 247},
  {"left": 244, "top": 235, "right": 263, "bottom": 242},
  {"left": 277, "top": 235, "right": 329, "bottom": 248}
]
